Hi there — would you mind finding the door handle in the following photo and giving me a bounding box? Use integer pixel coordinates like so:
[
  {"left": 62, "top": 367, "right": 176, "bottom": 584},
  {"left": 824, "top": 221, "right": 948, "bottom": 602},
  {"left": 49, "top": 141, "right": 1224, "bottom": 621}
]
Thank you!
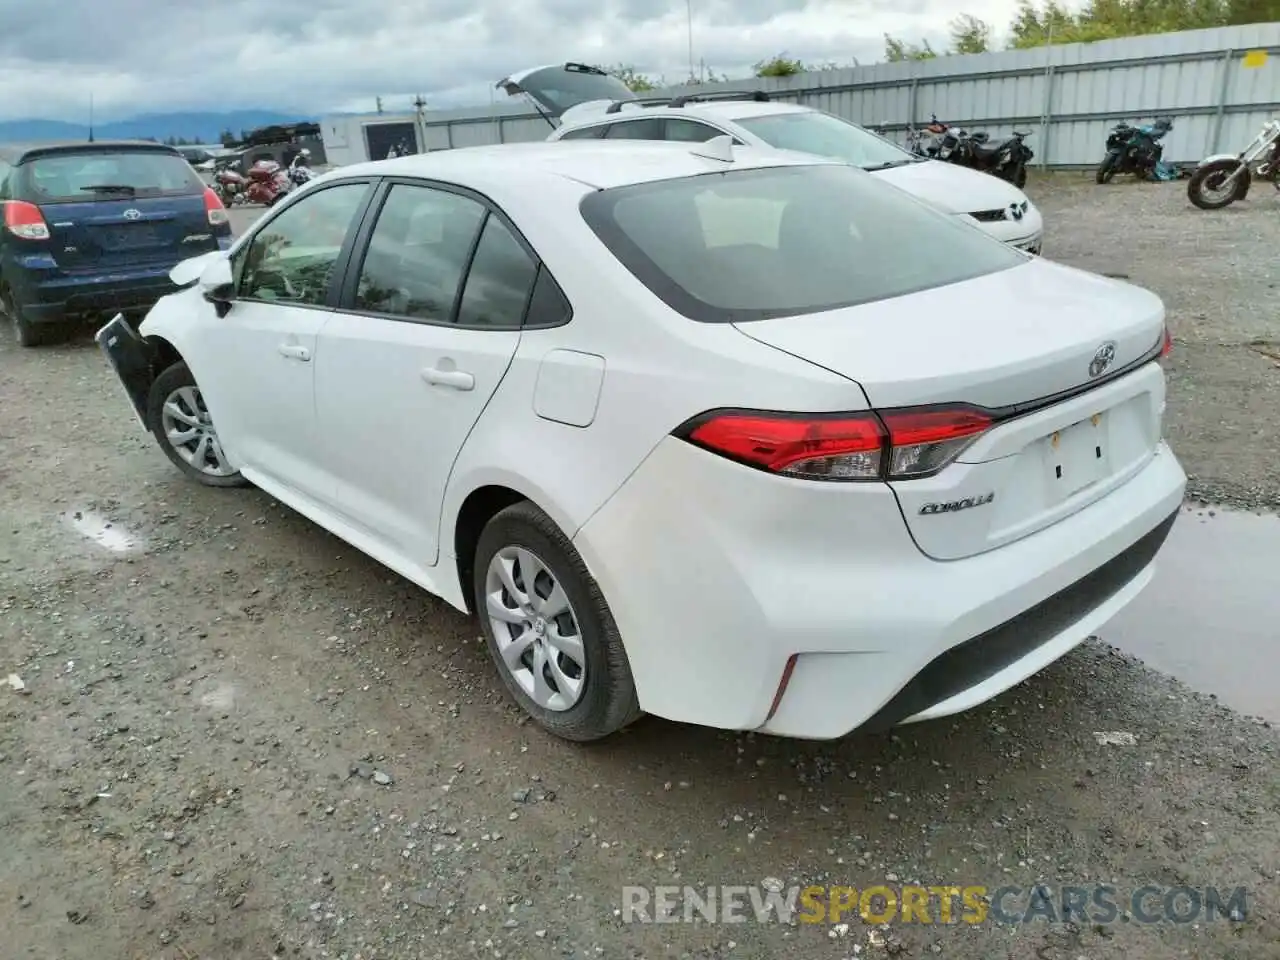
[
  {"left": 421, "top": 366, "right": 475, "bottom": 391},
  {"left": 278, "top": 344, "right": 311, "bottom": 362}
]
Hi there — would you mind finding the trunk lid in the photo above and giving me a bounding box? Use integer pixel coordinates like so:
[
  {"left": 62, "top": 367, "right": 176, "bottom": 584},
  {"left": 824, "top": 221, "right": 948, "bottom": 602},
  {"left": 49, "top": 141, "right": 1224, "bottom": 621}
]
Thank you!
[
  {"left": 734, "top": 259, "right": 1168, "bottom": 560},
  {"left": 39, "top": 194, "right": 216, "bottom": 273},
  {"left": 496, "top": 62, "right": 638, "bottom": 121}
]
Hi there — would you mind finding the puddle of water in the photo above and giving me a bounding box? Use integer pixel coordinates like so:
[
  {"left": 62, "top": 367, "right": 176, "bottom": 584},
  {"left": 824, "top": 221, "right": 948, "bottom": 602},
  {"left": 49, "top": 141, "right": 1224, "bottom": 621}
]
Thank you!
[
  {"left": 1106, "top": 504, "right": 1280, "bottom": 722},
  {"left": 63, "top": 509, "right": 143, "bottom": 553}
]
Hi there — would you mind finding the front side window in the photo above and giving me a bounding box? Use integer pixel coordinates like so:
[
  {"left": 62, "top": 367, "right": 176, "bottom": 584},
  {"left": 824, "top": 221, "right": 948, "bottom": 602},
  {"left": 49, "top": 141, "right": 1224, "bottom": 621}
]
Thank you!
[
  {"left": 353, "top": 183, "right": 486, "bottom": 323},
  {"left": 735, "top": 111, "right": 918, "bottom": 171},
  {"left": 16, "top": 149, "right": 207, "bottom": 203},
  {"left": 236, "top": 182, "right": 370, "bottom": 306},
  {"left": 665, "top": 119, "right": 724, "bottom": 143},
  {"left": 580, "top": 163, "right": 1025, "bottom": 323}
]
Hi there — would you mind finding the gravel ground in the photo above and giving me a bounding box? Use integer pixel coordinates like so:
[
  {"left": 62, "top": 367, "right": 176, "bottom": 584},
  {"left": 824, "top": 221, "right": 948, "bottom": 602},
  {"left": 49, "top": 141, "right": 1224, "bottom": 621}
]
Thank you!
[{"left": 1, "top": 176, "right": 1278, "bottom": 960}]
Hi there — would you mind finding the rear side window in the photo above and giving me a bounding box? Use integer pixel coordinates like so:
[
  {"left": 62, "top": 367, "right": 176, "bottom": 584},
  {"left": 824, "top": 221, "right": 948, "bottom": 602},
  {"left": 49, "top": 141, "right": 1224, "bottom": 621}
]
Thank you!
[
  {"left": 16, "top": 149, "right": 206, "bottom": 203},
  {"left": 558, "top": 126, "right": 607, "bottom": 140},
  {"left": 579, "top": 163, "right": 1025, "bottom": 323},
  {"left": 603, "top": 118, "right": 665, "bottom": 140}
]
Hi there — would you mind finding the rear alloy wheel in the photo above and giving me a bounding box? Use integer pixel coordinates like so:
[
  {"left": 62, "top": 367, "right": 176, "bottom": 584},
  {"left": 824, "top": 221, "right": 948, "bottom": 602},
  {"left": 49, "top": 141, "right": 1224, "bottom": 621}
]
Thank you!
[
  {"left": 146, "top": 361, "right": 248, "bottom": 487},
  {"left": 474, "top": 501, "right": 641, "bottom": 741}
]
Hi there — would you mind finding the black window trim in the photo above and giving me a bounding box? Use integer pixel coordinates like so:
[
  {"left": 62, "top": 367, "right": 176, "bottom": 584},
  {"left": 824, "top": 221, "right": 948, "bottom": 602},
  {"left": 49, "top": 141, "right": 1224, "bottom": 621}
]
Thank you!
[
  {"left": 233, "top": 177, "right": 380, "bottom": 312},
  {"left": 332, "top": 175, "right": 572, "bottom": 332}
]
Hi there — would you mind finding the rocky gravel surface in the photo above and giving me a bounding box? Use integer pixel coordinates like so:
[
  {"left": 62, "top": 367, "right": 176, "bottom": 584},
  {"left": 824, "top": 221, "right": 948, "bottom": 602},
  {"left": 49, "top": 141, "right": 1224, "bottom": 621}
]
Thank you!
[{"left": 1, "top": 174, "right": 1278, "bottom": 959}]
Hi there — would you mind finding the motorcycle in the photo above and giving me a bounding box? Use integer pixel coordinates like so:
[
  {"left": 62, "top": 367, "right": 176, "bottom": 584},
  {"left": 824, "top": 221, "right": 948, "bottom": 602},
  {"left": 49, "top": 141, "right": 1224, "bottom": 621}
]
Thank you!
[
  {"left": 1186, "top": 118, "right": 1280, "bottom": 210},
  {"left": 287, "top": 149, "right": 316, "bottom": 188},
  {"left": 211, "top": 156, "right": 250, "bottom": 207},
  {"left": 905, "top": 115, "right": 950, "bottom": 158},
  {"left": 1096, "top": 117, "right": 1175, "bottom": 183},
  {"left": 915, "top": 115, "right": 1033, "bottom": 187},
  {"left": 244, "top": 159, "right": 293, "bottom": 206}
]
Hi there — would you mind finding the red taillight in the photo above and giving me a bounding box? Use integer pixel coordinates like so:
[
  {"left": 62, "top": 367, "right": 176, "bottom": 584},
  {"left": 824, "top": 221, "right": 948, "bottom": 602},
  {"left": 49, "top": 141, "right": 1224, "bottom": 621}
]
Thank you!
[
  {"left": 3, "top": 200, "right": 50, "bottom": 240},
  {"left": 1160, "top": 326, "right": 1172, "bottom": 358},
  {"left": 203, "top": 187, "right": 229, "bottom": 227},
  {"left": 680, "top": 405, "right": 992, "bottom": 481}
]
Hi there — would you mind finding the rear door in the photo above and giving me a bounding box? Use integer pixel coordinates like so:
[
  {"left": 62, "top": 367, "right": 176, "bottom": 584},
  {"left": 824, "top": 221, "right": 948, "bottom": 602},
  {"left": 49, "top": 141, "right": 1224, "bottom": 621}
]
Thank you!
[
  {"left": 314, "top": 180, "right": 532, "bottom": 566},
  {"left": 18, "top": 147, "right": 221, "bottom": 271}
]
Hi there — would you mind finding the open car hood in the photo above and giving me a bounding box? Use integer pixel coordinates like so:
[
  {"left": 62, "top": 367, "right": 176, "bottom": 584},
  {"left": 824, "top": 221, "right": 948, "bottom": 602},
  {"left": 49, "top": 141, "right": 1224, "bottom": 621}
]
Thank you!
[{"left": 496, "top": 62, "right": 638, "bottom": 120}]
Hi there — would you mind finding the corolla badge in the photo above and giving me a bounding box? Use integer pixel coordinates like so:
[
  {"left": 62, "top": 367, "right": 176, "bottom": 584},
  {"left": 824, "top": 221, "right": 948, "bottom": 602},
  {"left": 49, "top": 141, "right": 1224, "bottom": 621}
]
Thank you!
[
  {"left": 1089, "top": 341, "right": 1117, "bottom": 379},
  {"left": 122, "top": 208, "right": 143, "bottom": 221},
  {"left": 918, "top": 492, "right": 995, "bottom": 516}
]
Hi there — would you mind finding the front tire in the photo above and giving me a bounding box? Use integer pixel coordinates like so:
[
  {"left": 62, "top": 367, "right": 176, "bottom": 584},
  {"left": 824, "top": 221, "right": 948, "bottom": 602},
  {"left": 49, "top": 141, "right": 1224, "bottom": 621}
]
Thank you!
[
  {"left": 1096, "top": 153, "right": 1118, "bottom": 184},
  {"left": 146, "top": 361, "right": 248, "bottom": 487},
  {"left": 1013, "top": 163, "right": 1028, "bottom": 189},
  {"left": 473, "top": 501, "right": 641, "bottom": 742},
  {"left": 1188, "top": 158, "right": 1250, "bottom": 210}
]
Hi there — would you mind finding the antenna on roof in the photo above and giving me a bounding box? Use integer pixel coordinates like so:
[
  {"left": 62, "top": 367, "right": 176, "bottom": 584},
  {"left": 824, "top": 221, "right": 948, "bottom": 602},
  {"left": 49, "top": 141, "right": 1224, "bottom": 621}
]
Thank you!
[
  {"left": 88, "top": 93, "right": 95, "bottom": 143},
  {"left": 688, "top": 134, "right": 734, "bottom": 163}
]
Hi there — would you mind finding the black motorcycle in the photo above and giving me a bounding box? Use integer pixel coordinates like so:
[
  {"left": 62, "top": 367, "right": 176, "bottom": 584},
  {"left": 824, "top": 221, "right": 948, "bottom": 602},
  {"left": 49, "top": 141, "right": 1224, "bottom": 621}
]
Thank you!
[
  {"left": 1096, "top": 117, "right": 1174, "bottom": 183},
  {"left": 926, "top": 117, "right": 1033, "bottom": 187}
]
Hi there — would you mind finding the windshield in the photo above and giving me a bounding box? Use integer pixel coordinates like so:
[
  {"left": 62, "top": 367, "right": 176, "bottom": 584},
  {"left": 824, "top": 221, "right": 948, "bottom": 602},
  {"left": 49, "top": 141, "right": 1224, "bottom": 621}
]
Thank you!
[
  {"left": 736, "top": 111, "right": 918, "bottom": 170},
  {"left": 579, "top": 163, "right": 1025, "bottom": 323},
  {"left": 18, "top": 150, "right": 205, "bottom": 203}
]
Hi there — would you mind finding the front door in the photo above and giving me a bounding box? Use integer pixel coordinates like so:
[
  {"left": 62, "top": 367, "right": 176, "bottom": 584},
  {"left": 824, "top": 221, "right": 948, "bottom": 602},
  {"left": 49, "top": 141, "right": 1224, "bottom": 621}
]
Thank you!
[
  {"left": 314, "top": 181, "right": 538, "bottom": 566},
  {"left": 192, "top": 180, "right": 372, "bottom": 504}
]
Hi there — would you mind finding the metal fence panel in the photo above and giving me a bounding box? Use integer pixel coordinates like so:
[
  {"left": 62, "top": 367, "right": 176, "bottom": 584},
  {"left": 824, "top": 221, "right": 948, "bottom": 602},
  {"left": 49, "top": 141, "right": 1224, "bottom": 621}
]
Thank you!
[{"left": 327, "top": 23, "right": 1280, "bottom": 166}]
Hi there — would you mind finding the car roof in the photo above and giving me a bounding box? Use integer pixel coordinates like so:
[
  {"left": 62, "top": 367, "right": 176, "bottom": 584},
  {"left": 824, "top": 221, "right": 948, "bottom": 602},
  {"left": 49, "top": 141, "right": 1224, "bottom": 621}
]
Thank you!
[
  {"left": 329, "top": 139, "right": 837, "bottom": 193},
  {"left": 0, "top": 140, "right": 184, "bottom": 164}
]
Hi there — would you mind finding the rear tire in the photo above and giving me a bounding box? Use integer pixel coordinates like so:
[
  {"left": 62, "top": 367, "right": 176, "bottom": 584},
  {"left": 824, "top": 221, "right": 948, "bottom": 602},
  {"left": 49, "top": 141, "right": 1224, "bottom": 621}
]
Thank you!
[
  {"left": 0, "top": 285, "right": 63, "bottom": 348},
  {"left": 1188, "top": 158, "right": 1250, "bottom": 210},
  {"left": 473, "top": 500, "right": 641, "bottom": 742},
  {"left": 1095, "top": 153, "right": 1118, "bottom": 184},
  {"left": 146, "top": 361, "right": 249, "bottom": 488}
]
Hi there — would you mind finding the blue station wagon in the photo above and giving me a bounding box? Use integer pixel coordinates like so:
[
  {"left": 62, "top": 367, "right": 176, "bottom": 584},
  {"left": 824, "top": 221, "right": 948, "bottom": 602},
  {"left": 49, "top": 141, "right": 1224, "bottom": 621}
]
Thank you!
[{"left": 0, "top": 141, "right": 233, "bottom": 346}]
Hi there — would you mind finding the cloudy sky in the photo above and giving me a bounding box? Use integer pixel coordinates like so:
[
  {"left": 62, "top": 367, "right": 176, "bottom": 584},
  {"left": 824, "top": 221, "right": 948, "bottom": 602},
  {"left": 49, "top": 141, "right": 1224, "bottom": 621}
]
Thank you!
[{"left": 0, "top": 0, "right": 1040, "bottom": 122}]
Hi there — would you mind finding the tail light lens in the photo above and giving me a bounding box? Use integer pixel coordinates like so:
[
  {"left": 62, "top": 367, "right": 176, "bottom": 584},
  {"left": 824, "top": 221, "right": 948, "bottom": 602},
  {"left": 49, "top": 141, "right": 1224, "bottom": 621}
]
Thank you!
[
  {"left": 203, "top": 187, "right": 229, "bottom": 227},
  {"left": 678, "top": 405, "right": 992, "bottom": 482},
  {"left": 3, "top": 200, "right": 51, "bottom": 240}
]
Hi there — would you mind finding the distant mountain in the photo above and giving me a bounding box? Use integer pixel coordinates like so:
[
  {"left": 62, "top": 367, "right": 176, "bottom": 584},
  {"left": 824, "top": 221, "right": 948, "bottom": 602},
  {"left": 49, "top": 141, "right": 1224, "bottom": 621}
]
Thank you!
[{"left": 0, "top": 110, "right": 319, "bottom": 145}]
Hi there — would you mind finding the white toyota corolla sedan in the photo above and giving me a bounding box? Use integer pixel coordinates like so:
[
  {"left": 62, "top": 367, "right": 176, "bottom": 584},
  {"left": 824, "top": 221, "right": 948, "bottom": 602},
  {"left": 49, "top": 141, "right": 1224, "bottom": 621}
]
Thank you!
[{"left": 96, "top": 139, "right": 1185, "bottom": 743}]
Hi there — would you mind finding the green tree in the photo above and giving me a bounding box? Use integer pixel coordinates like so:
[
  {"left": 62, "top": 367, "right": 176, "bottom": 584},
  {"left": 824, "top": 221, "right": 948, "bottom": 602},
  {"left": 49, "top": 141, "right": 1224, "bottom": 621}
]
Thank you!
[
  {"left": 218, "top": 128, "right": 237, "bottom": 146},
  {"left": 950, "top": 13, "right": 992, "bottom": 53},
  {"left": 884, "top": 35, "right": 938, "bottom": 61},
  {"left": 603, "top": 65, "right": 659, "bottom": 92},
  {"left": 1004, "top": 0, "right": 1269, "bottom": 49},
  {"left": 753, "top": 54, "right": 808, "bottom": 76}
]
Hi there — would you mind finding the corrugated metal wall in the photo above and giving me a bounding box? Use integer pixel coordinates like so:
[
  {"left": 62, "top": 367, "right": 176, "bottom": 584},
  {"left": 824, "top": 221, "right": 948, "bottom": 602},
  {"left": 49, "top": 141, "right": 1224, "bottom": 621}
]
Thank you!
[{"left": 323, "top": 22, "right": 1280, "bottom": 166}]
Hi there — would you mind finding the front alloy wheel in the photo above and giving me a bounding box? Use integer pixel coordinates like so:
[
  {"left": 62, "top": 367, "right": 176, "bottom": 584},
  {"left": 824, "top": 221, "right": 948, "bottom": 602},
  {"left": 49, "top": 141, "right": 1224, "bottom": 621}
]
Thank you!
[{"left": 146, "top": 361, "right": 248, "bottom": 487}]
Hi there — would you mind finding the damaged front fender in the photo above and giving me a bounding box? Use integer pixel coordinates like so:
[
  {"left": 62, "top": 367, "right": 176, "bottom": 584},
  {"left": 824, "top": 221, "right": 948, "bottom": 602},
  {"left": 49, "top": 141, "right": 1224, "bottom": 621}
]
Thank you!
[{"left": 95, "top": 313, "right": 160, "bottom": 430}]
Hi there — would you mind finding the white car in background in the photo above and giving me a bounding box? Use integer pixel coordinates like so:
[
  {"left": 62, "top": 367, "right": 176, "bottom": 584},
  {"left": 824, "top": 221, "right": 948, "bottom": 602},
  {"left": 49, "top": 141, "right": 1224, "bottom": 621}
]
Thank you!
[
  {"left": 98, "top": 140, "right": 1180, "bottom": 744},
  {"left": 498, "top": 63, "right": 1044, "bottom": 254}
]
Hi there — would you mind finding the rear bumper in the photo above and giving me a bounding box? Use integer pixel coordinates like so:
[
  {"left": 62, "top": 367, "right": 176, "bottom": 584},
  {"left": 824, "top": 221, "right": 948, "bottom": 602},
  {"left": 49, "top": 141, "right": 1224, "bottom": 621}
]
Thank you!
[
  {"left": 572, "top": 436, "right": 1185, "bottom": 739},
  {"left": 13, "top": 263, "right": 179, "bottom": 322}
]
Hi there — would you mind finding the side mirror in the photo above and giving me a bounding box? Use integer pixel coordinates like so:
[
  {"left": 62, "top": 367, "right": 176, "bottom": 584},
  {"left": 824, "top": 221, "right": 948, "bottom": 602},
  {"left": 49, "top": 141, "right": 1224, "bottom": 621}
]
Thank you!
[{"left": 199, "top": 258, "right": 235, "bottom": 316}]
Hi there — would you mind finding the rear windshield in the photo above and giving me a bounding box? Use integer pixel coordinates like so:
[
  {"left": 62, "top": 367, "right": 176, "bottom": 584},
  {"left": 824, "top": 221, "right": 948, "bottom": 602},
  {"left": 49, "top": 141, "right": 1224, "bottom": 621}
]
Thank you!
[
  {"left": 735, "top": 111, "right": 917, "bottom": 171},
  {"left": 17, "top": 149, "right": 205, "bottom": 203},
  {"left": 579, "top": 163, "right": 1026, "bottom": 323}
]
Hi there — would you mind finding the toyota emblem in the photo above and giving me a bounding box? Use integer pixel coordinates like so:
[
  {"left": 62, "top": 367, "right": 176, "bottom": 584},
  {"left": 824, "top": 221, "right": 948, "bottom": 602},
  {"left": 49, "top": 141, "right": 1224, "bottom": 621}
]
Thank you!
[
  {"left": 1007, "top": 201, "right": 1026, "bottom": 222},
  {"left": 1088, "top": 342, "right": 1117, "bottom": 379},
  {"left": 122, "top": 208, "right": 142, "bottom": 221}
]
